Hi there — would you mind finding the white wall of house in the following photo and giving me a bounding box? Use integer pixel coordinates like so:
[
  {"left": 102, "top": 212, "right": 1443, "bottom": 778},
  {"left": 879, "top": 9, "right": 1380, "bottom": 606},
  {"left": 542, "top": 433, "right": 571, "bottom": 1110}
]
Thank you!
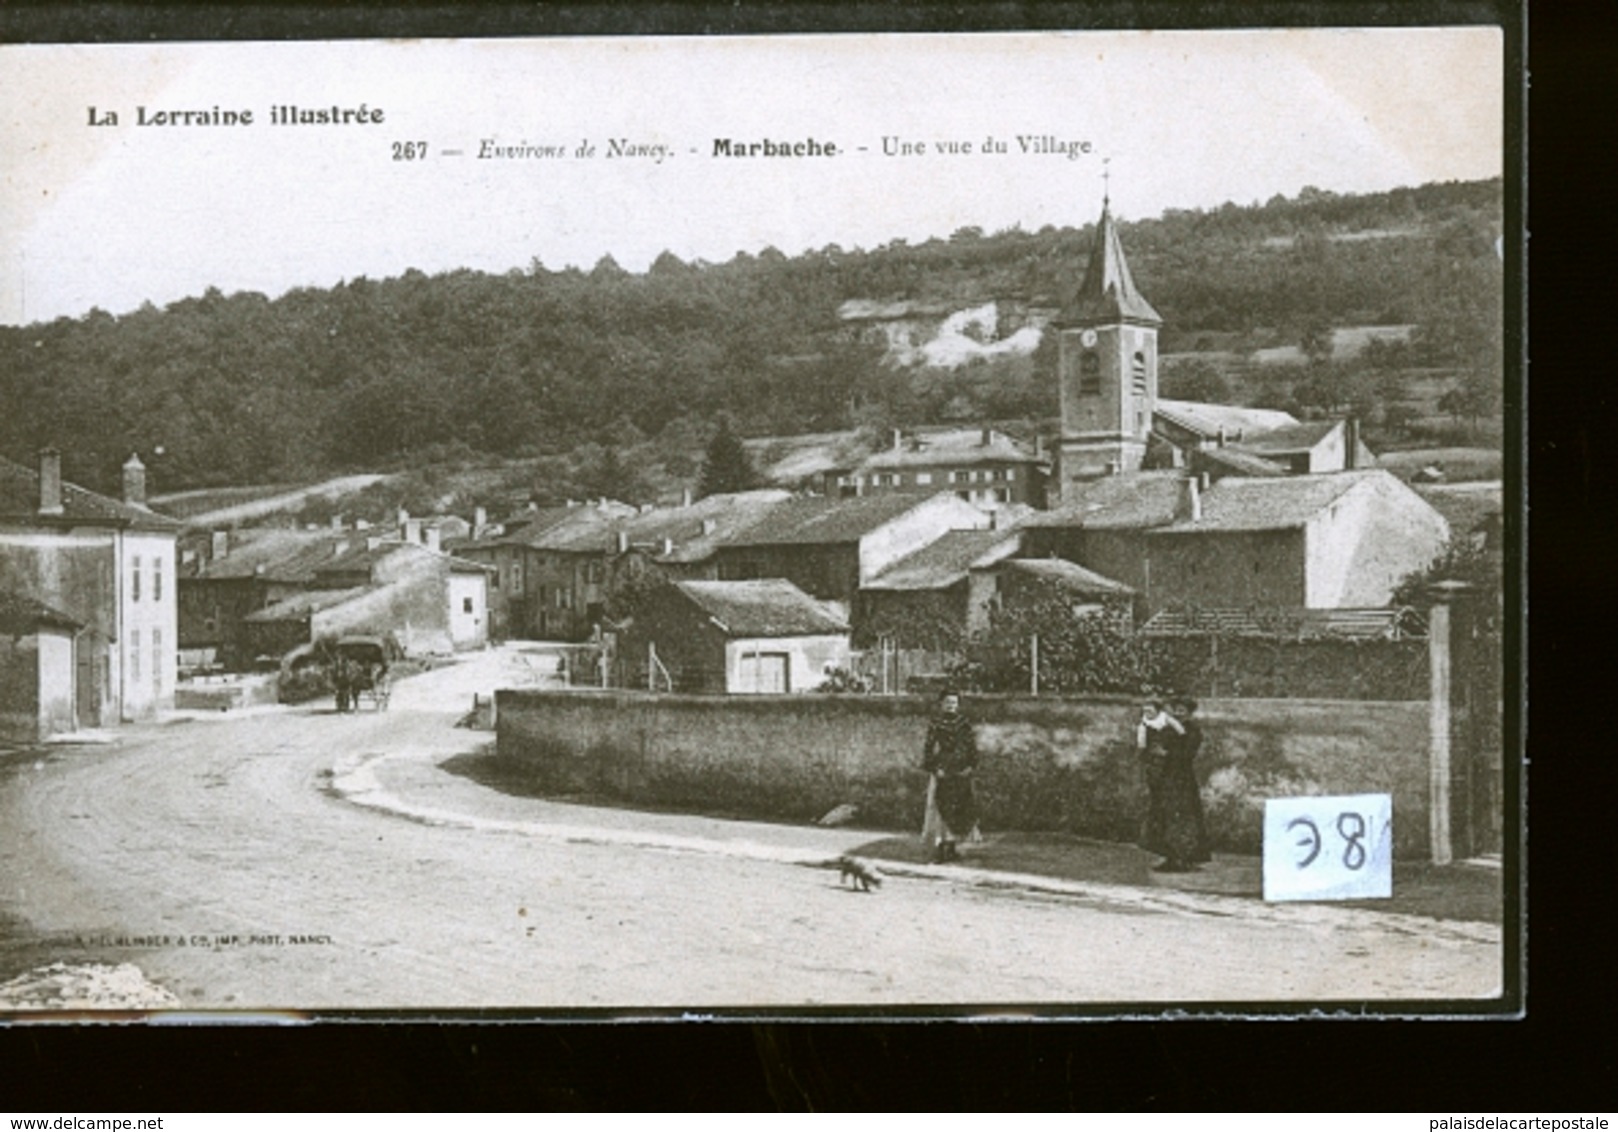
[
  {"left": 1305, "top": 473, "right": 1450, "bottom": 607},
  {"left": 117, "top": 530, "right": 178, "bottom": 720},
  {"left": 449, "top": 571, "right": 489, "bottom": 650},
  {"left": 857, "top": 494, "right": 988, "bottom": 583},
  {"left": 725, "top": 634, "right": 850, "bottom": 694}
]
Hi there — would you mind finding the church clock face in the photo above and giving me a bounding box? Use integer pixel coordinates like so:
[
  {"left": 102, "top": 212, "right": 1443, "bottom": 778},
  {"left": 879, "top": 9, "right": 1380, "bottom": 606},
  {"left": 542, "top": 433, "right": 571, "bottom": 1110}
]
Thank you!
[{"left": 1080, "top": 329, "right": 1098, "bottom": 348}]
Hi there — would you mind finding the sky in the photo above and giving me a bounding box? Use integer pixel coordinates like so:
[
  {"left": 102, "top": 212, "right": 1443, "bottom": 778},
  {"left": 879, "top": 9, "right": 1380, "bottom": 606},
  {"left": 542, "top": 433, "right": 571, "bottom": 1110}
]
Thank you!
[{"left": 0, "top": 28, "right": 1503, "bottom": 326}]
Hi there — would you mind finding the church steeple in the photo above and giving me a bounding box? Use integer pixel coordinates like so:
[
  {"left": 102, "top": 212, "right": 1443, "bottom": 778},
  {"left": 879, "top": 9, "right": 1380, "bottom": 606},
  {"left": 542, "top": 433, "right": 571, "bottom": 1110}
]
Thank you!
[
  {"left": 1051, "top": 193, "right": 1163, "bottom": 497},
  {"left": 1060, "top": 199, "right": 1162, "bottom": 328}
]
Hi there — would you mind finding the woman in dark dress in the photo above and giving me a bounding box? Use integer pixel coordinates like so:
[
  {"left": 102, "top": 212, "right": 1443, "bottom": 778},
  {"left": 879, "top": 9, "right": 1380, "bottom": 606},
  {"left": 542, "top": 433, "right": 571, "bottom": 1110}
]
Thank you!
[
  {"left": 922, "top": 691, "right": 979, "bottom": 863},
  {"left": 1139, "top": 695, "right": 1212, "bottom": 871}
]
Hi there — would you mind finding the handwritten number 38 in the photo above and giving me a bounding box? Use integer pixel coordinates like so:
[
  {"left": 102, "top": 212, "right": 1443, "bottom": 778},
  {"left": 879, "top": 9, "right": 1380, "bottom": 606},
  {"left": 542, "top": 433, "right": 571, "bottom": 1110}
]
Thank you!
[{"left": 1286, "top": 813, "right": 1372, "bottom": 870}]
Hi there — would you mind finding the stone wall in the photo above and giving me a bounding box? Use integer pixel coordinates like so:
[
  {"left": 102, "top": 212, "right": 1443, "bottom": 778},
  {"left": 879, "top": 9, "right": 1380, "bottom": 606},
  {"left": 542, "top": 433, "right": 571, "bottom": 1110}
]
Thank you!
[{"left": 497, "top": 689, "right": 1435, "bottom": 857}]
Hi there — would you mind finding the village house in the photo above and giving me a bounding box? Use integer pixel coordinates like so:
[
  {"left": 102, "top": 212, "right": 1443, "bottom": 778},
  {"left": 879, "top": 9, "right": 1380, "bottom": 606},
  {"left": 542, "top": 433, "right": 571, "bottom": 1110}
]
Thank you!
[
  {"left": 179, "top": 526, "right": 362, "bottom": 669},
  {"left": 1022, "top": 468, "right": 1449, "bottom": 615},
  {"left": 711, "top": 491, "right": 990, "bottom": 617},
  {"left": 852, "top": 525, "right": 1025, "bottom": 649},
  {"left": 455, "top": 501, "right": 636, "bottom": 642},
  {"left": 822, "top": 427, "right": 1049, "bottom": 510},
  {"left": 0, "top": 449, "right": 180, "bottom": 727},
  {"left": 617, "top": 578, "right": 850, "bottom": 694},
  {"left": 240, "top": 537, "right": 492, "bottom": 661}
]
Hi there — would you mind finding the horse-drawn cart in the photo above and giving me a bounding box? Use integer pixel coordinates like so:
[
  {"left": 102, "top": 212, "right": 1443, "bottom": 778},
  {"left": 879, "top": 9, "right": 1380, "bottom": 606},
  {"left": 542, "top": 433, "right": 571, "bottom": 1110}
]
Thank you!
[{"left": 333, "top": 636, "right": 393, "bottom": 712}]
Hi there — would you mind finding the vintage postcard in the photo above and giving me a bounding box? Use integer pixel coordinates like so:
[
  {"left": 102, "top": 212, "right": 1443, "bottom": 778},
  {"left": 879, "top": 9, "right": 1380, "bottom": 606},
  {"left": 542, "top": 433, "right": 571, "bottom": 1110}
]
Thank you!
[{"left": 0, "top": 26, "right": 1514, "bottom": 1017}]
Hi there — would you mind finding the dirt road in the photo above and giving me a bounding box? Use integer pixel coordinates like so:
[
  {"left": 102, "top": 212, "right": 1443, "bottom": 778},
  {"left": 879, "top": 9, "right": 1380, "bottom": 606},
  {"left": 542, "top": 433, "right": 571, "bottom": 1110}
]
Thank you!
[{"left": 0, "top": 651, "right": 1502, "bottom": 1011}]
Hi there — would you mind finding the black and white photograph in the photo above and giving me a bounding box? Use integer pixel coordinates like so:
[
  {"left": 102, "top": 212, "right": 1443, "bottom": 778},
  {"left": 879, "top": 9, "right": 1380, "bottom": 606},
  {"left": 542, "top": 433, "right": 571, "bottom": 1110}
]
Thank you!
[{"left": 0, "top": 26, "right": 1515, "bottom": 1016}]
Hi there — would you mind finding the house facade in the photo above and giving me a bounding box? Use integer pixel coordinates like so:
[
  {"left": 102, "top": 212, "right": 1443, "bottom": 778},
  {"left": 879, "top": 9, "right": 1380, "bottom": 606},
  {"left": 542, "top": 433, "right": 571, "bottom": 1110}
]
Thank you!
[
  {"left": 1024, "top": 469, "right": 1448, "bottom": 616},
  {"left": 242, "top": 539, "right": 491, "bottom": 659},
  {"left": 0, "top": 450, "right": 180, "bottom": 725},
  {"left": 826, "top": 428, "right": 1049, "bottom": 510},
  {"left": 617, "top": 578, "right": 850, "bottom": 694},
  {"left": 713, "top": 492, "right": 990, "bottom": 615}
]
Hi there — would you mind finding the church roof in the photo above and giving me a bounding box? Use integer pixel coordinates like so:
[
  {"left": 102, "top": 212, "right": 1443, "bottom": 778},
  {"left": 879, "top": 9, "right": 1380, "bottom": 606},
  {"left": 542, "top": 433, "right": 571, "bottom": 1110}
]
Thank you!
[{"left": 1059, "top": 203, "right": 1162, "bottom": 326}]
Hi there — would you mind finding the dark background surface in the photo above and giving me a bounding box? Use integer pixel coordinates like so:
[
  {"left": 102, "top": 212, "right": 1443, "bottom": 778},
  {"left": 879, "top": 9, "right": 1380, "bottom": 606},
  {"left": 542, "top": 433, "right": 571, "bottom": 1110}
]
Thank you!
[{"left": 0, "top": 0, "right": 1604, "bottom": 1111}]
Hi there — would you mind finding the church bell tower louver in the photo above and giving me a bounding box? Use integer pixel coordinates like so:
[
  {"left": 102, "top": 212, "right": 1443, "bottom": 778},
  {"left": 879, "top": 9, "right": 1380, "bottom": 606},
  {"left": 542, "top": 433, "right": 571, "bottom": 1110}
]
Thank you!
[{"left": 1053, "top": 192, "right": 1162, "bottom": 501}]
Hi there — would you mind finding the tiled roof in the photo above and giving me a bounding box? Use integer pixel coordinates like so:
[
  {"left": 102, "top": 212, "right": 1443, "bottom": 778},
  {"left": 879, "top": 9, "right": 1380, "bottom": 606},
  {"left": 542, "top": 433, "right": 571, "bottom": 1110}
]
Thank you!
[
  {"left": 864, "top": 529, "right": 1022, "bottom": 591},
  {"left": 998, "top": 558, "right": 1135, "bottom": 595},
  {"left": 1152, "top": 470, "right": 1382, "bottom": 533},
  {"left": 1022, "top": 471, "right": 1187, "bottom": 530},
  {"left": 1231, "top": 420, "right": 1340, "bottom": 454},
  {"left": 243, "top": 585, "right": 378, "bottom": 622},
  {"left": 1193, "top": 447, "right": 1289, "bottom": 478},
  {"left": 0, "top": 589, "right": 82, "bottom": 633},
  {"left": 613, "top": 490, "right": 792, "bottom": 564},
  {"left": 861, "top": 429, "right": 1044, "bottom": 471},
  {"left": 503, "top": 506, "right": 623, "bottom": 554},
  {"left": 1154, "top": 399, "right": 1300, "bottom": 440},
  {"left": 190, "top": 529, "right": 353, "bottom": 582},
  {"left": 1141, "top": 606, "right": 1426, "bottom": 640},
  {"left": 724, "top": 492, "right": 952, "bottom": 547},
  {"left": 317, "top": 540, "right": 495, "bottom": 577},
  {"left": 674, "top": 579, "right": 850, "bottom": 637},
  {"left": 0, "top": 457, "right": 181, "bottom": 531}
]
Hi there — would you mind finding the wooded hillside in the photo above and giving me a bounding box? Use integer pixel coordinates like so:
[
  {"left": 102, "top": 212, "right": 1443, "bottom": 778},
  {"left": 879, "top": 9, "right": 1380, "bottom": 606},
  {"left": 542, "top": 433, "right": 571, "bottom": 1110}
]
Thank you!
[{"left": 0, "top": 178, "right": 1502, "bottom": 501}]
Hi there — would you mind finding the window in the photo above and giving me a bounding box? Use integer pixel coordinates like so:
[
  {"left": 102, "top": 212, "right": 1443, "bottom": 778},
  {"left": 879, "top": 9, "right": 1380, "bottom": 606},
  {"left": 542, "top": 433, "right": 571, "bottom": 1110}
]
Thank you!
[
  {"left": 1006, "top": 469, "right": 1016, "bottom": 482},
  {"left": 1132, "top": 351, "right": 1149, "bottom": 395},
  {"left": 949, "top": 471, "right": 965, "bottom": 484},
  {"left": 152, "top": 629, "right": 162, "bottom": 693},
  {"left": 511, "top": 564, "right": 523, "bottom": 594},
  {"left": 131, "top": 556, "right": 142, "bottom": 602},
  {"left": 994, "top": 488, "right": 1011, "bottom": 503},
  {"left": 916, "top": 472, "right": 932, "bottom": 485},
  {"left": 586, "top": 561, "right": 603, "bottom": 584},
  {"left": 1079, "top": 351, "right": 1102, "bottom": 396},
  {"left": 130, "top": 629, "right": 141, "bottom": 682},
  {"left": 463, "top": 597, "right": 475, "bottom": 614},
  {"left": 153, "top": 557, "right": 163, "bottom": 602}
]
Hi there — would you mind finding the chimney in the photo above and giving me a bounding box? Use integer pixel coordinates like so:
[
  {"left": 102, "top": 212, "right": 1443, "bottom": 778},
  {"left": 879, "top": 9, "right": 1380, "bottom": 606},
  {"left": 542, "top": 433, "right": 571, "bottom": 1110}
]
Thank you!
[
  {"left": 397, "top": 507, "right": 410, "bottom": 528},
  {"left": 1199, "top": 471, "right": 1211, "bottom": 493},
  {"left": 38, "top": 448, "right": 63, "bottom": 514},
  {"left": 1034, "top": 435, "right": 1045, "bottom": 459},
  {"left": 366, "top": 535, "right": 385, "bottom": 551},
  {"left": 616, "top": 530, "right": 629, "bottom": 554},
  {"left": 661, "top": 537, "right": 674, "bottom": 556},
  {"left": 473, "top": 505, "right": 488, "bottom": 534},
  {"left": 981, "top": 426, "right": 993, "bottom": 447},
  {"left": 121, "top": 453, "right": 146, "bottom": 507},
  {"left": 988, "top": 509, "right": 1000, "bottom": 531},
  {"left": 891, "top": 428, "right": 903, "bottom": 451},
  {"left": 1344, "top": 417, "right": 1360, "bottom": 470},
  {"left": 701, "top": 518, "right": 717, "bottom": 536},
  {"left": 404, "top": 517, "right": 423, "bottom": 544},
  {"left": 1216, "top": 426, "right": 1227, "bottom": 448},
  {"left": 681, "top": 487, "right": 693, "bottom": 508},
  {"left": 355, "top": 518, "right": 371, "bottom": 531},
  {"left": 425, "top": 526, "right": 441, "bottom": 552},
  {"left": 211, "top": 530, "right": 229, "bottom": 560},
  {"left": 331, "top": 538, "right": 351, "bottom": 559},
  {"left": 1181, "top": 475, "right": 1202, "bottom": 523}
]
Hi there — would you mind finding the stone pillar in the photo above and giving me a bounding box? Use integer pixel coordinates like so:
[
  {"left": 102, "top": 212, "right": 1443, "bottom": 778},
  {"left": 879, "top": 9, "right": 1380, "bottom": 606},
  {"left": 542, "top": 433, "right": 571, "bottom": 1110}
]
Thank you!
[{"left": 1426, "top": 580, "right": 1472, "bottom": 865}]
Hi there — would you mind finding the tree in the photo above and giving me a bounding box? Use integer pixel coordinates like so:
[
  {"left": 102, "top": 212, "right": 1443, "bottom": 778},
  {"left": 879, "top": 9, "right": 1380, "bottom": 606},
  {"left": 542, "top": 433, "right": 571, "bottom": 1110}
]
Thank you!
[
  {"left": 697, "top": 417, "right": 760, "bottom": 498},
  {"left": 1159, "top": 356, "right": 1232, "bottom": 403}
]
